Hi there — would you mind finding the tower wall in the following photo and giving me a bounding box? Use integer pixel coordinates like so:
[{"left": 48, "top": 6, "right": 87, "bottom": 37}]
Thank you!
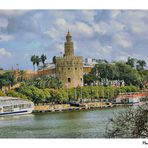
[{"left": 56, "top": 32, "right": 83, "bottom": 88}]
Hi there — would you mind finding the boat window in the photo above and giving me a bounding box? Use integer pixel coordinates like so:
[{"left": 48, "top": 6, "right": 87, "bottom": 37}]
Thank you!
[{"left": 3, "top": 106, "right": 13, "bottom": 112}]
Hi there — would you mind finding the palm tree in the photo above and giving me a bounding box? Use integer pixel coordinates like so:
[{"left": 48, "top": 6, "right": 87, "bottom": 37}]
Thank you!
[
  {"left": 52, "top": 56, "right": 56, "bottom": 64},
  {"left": 40, "top": 54, "right": 47, "bottom": 67},
  {"left": 31, "top": 55, "right": 36, "bottom": 72},
  {"left": 35, "top": 56, "right": 41, "bottom": 70},
  {"left": 40, "top": 54, "right": 47, "bottom": 75}
]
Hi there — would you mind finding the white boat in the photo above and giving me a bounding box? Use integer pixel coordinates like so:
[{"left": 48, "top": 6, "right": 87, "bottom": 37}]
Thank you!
[{"left": 0, "top": 96, "right": 34, "bottom": 116}]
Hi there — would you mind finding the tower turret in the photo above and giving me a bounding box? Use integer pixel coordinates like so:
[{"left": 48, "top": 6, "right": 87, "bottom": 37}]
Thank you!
[{"left": 64, "top": 31, "right": 74, "bottom": 57}]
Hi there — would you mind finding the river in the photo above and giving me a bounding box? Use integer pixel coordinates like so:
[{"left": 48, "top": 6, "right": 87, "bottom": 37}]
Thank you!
[{"left": 0, "top": 107, "right": 127, "bottom": 138}]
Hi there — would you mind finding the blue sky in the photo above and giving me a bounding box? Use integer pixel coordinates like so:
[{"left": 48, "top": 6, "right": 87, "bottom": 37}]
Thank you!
[{"left": 0, "top": 10, "right": 148, "bottom": 70}]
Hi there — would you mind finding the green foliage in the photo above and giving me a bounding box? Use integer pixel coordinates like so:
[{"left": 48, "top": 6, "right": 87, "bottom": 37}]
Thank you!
[
  {"left": 48, "top": 89, "right": 68, "bottom": 103},
  {"left": 115, "top": 62, "right": 142, "bottom": 86},
  {"left": 18, "top": 70, "right": 26, "bottom": 82},
  {"left": 67, "top": 86, "right": 139, "bottom": 101},
  {"left": 28, "top": 76, "right": 63, "bottom": 89},
  {"left": 43, "top": 88, "right": 52, "bottom": 103},
  {"left": 31, "top": 55, "right": 42, "bottom": 71},
  {"left": 40, "top": 54, "right": 47, "bottom": 66},
  {"left": 83, "top": 74, "right": 97, "bottom": 85},
  {"left": 0, "top": 71, "right": 17, "bottom": 88},
  {"left": 5, "top": 85, "right": 139, "bottom": 104},
  {"left": 52, "top": 56, "right": 56, "bottom": 64},
  {"left": 136, "top": 59, "right": 146, "bottom": 71},
  {"left": 6, "top": 90, "right": 28, "bottom": 99},
  {"left": 18, "top": 85, "right": 46, "bottom": 104},
  {"left": 91, "top": 63, "right": 119, "bottom": 81},
  {"left": 31, "top": 55, "right": 36, "bottom": 71},
  {"left": 0, "top": 90, "right": 6, "bottom": 96},
  {"left": 126, "top": 57, "right": 136, "bottom": 68},
  {"left": 88, "top": 59, "right": 146, "bottom": 87}
]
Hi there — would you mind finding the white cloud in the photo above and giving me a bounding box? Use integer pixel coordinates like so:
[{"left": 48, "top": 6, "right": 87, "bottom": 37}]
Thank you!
[
  {"left": 0, "top": 48, "right": 12, "bottom": 57},
  {"left": 93, "top": 22, "right": 108, "bottom": 35},
  {"left": 81, "top": 10, "right": 96, "bottom": 22},
  {"left": 46, "top": 18, "right": 94, "bottom": 40},
  {"left": 113, "top": 33, "right": 132, "bottom": 49},
  {"left": 55, "top": 18, "right": 67, "bottom": 28},
  {"left": 72, "top": 22, "right": 94, "bottom": 39},
  {"left": 0, "top": 34, "right": 14, "bottom": 41},
  {"left": 44, "top": 28, "right": 60, "bottom": 39},
  {"left": 0, "top": 10, "right": 30, "bottom": 17}
]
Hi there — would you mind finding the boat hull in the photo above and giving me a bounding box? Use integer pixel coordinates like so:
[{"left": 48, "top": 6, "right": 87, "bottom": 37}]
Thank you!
[{"left": 0, "top": 108, "right": 33, "bottom": 116}]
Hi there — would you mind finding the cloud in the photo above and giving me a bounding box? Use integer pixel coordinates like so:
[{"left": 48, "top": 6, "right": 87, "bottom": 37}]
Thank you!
[
  {"left": 72, "top": 22, "right": 94, "bottom": 39},
  {"left": 81, "top": 10, "right": 96, "bottom": 22},
  {"left": 0, "top": 10, "right": 148, "bottom": 69},
  {"left": 0, "top": 34, "right": 14, "bottom": 41},
  {"left": 0, "top": 48, "right": 12, "bottom": 57},
  {"left": 112, "top": 33, "right": 132, "bottom": 49},
  {"left": 47, "top": 18, "right": 94, "bottom": 40},
  {"left": 0, "top": 10, "right": 30, "bottom": 18}
]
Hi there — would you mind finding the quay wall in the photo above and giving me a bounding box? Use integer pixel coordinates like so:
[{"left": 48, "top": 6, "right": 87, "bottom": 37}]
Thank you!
[{"left": 33, "top": 102, "right": 113, "bottom": 113}]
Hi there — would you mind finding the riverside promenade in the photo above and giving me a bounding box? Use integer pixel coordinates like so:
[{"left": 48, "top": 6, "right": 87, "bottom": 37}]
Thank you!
[{"left": 33, "top": 102, "right": 113, "bottom": 113}]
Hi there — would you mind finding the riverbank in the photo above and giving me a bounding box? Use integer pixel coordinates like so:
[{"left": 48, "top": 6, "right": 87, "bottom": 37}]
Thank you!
[{"left": 33, "top": 102, "right": 114, "bottom": 113}]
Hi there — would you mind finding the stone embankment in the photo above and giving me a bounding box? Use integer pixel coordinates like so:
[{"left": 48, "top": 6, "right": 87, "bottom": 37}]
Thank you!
[{"left": 33, "top": 102, "right": 113, "bottom": 113}]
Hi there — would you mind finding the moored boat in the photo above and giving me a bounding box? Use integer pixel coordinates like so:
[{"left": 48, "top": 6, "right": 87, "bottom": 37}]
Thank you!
[{"left": 0, "top": 96, "right": 34, "bottom": 116}]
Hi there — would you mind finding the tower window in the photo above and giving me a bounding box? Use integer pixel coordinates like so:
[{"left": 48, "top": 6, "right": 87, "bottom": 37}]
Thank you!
[
  {"left": 68, "top": 68, "right": 70, "bottom": 70},
  {"left": 75, "top": 68, "right": 77, "bottom": 70},
  {"left": 68, "top": 78, "right": 71, "bottom": 83}
]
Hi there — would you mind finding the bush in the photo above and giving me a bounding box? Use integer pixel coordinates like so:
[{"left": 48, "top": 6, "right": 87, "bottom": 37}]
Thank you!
[{"left": 105, "top": 103, "right": 148, "bottom": 138}]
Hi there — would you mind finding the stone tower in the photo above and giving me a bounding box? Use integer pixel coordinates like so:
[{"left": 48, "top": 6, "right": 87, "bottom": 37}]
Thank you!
[{"left": 56, "top": 31, "right": 83, "bottom": 88}]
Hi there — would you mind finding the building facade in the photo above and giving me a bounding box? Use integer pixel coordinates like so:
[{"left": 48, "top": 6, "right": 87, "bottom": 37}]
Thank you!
[{"left": 56, "top": 31, "right": 83, "bottom": 88}]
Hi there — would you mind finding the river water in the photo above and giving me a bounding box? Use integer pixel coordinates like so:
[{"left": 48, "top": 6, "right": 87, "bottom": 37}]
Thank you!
[{"left": 0, "top": 107, "right": 127, "bottom": 138}]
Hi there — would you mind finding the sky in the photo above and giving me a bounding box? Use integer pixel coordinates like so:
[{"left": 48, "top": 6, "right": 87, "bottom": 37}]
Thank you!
[{"left": 0, "top": 10, "right": 148, "bottom": 70}]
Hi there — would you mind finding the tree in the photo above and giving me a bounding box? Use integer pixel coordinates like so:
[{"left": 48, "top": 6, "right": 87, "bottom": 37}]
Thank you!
[
  {"left": 91, "top": 63, "right": 119, "bottom": 81},
  {"left": 40, "top": 54, "right": 47, "bottom": 67},
  {"left": 0, "top": 71, "right": 17, "bottom": 88},
  {"left": 83, "top": 74, "right": 97, "bottom": 86},
  {"left": 136, "top": 60, "right": 146, "bottom": 71},
  {"left": 18, "top": 85, "right": 46, "bottom": 104},
  {"left": 6, "top": 90, "right": 28, "bottom": 99},
  {"left": 26, "top": 75, "right": 62, "bottom": 89},
  {"left": 115, "top": 62, "right": 141, "bottom": 86},
  {"left": 19, "top": 70, "right": 26, "bottom": 82},
  {"left": 31, "top": 55, "right": 37, "bottom": 71},
  {"left": 35, "top": 56, "right": 41, "bottom": 70},
  {"left": 126, "top": 57, "right": 136, "bottom": 68},
  {"left": 52, "top": 56, "right": 56, "bottom": 64},
  {"left": 105, "top": 103, "right": 148, "bottom": 138},
  {"left": 43, "top": 88, "right": 52, "bottom": 103}
]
